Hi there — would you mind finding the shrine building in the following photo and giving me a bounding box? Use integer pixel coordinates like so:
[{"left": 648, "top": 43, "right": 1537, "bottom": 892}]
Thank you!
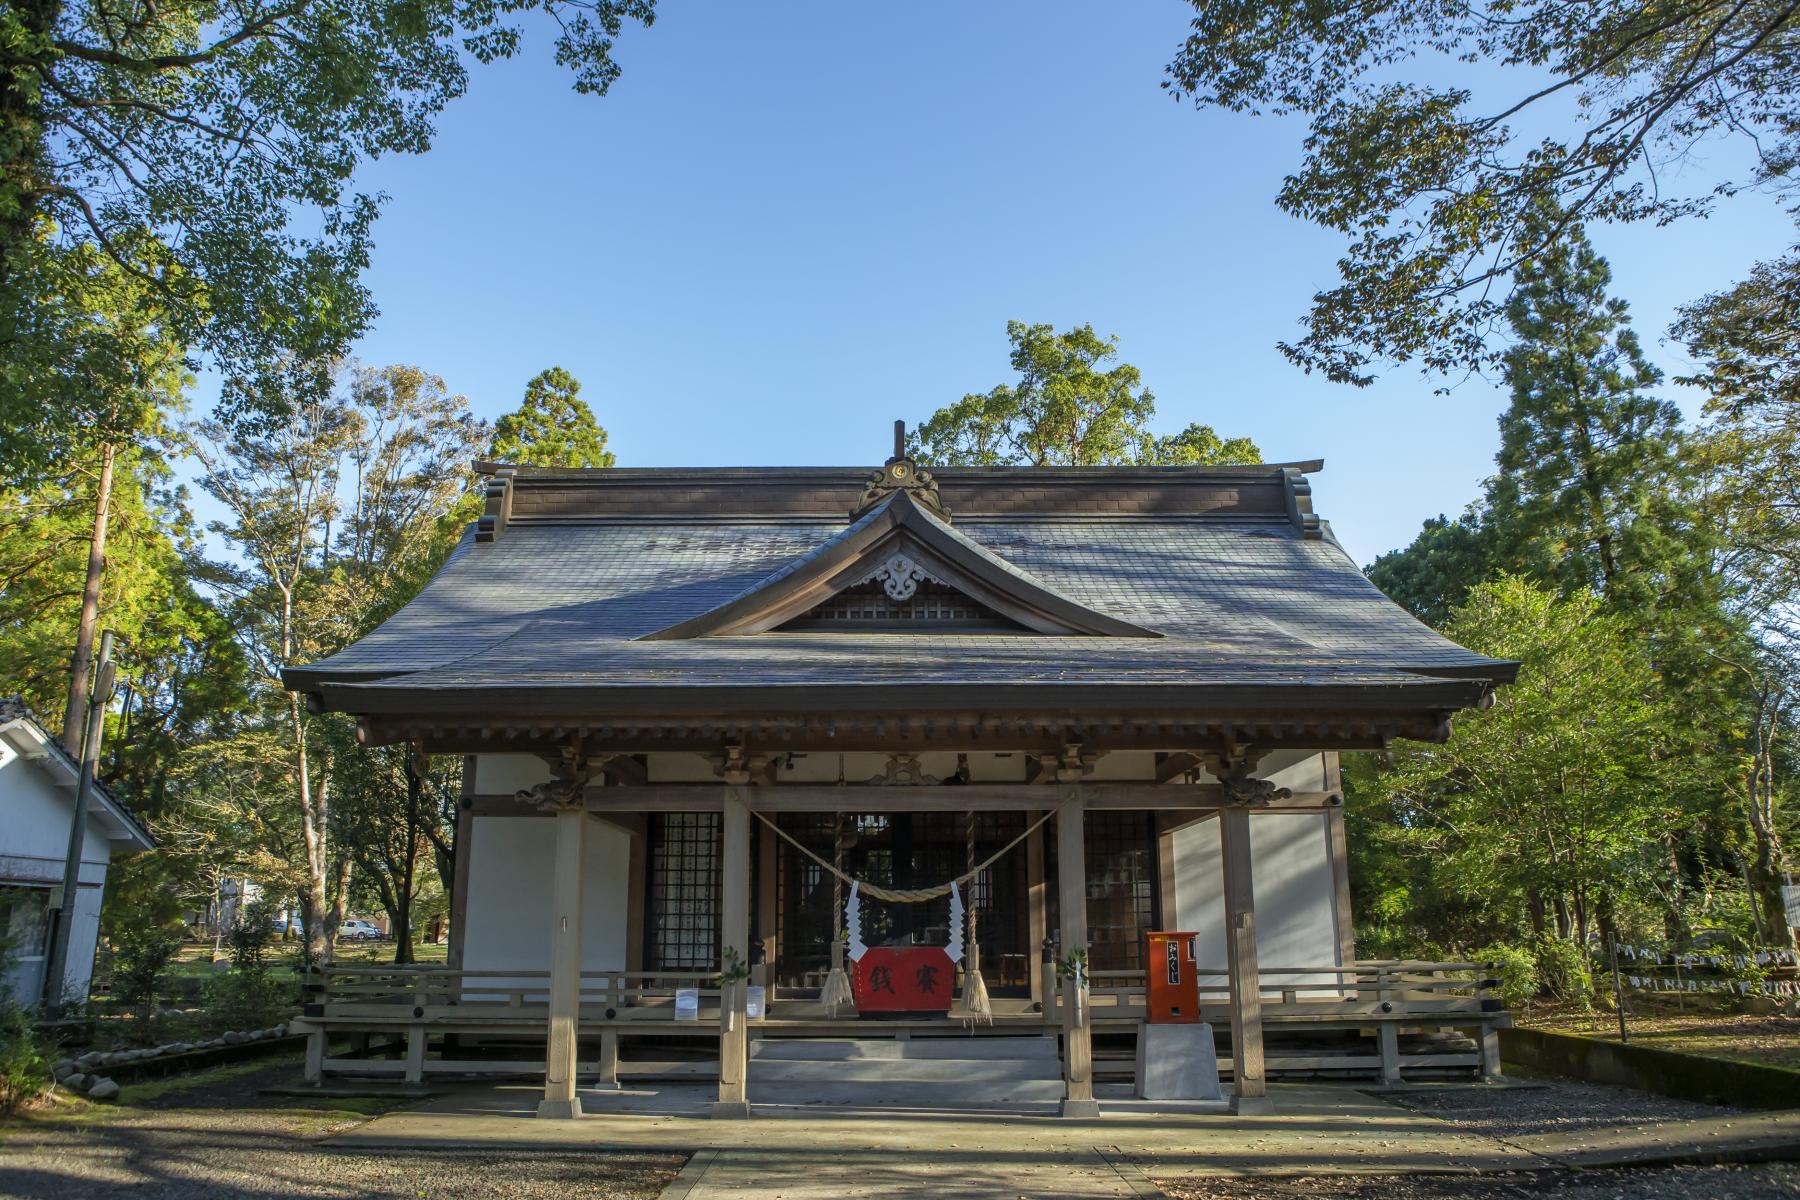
[{"left": 285, "top": 430, "right": 1516, "bottom": 1118}]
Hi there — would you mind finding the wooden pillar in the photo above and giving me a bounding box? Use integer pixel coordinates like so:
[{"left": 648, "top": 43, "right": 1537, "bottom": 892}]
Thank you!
[
  {"left": 1027, "top": 810, "right": 1047, "bottom": 1010},
  {"left": 757, "top": 814, "right": 779, "bottom": 999},
  {"left": 1155, "top": 812, "right": 1180, "bottom": 930},
  {"left": 1220, "top": 807, "right": 1269, "bottom": 1112},
  {"left": 537, "top": 805, "right": 588, "bottom": 1119},
  {"left": 714, "top": 785, "right": 752, "bottom": 1118},
  {"left": 1056, "top": 792, "right": 1098, "bottom": 1117},
  {"left": 447, "top": 755, "right": 476, "bottom": 972},
  {"left": 625, "top": 814, "right": 648, "bottom": 974},
  {"left": 1324, "top": 752, "right": 1355, "bottom": 967}
]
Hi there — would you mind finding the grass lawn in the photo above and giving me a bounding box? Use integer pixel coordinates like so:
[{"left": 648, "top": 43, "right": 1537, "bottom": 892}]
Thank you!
[
  {"left": 1524, "top": 1006, "right": 1800, "bottom": 1071},
  {"left": 0, "top": 1056, "right": 685, "bottom": 1199},
  {"left": 165, "top": 938, "right": 449, "bottom": 983}
]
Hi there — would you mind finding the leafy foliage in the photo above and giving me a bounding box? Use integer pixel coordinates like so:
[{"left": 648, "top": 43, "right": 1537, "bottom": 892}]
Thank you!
[
  {"left": 1163, "top": 0, "right": 1800, "bottom": 382},
  {"left": 910, "top": 321, "right": 1260, "bottom": 467},
  {"left": 0, "top": 1003, "right": 51, "bottom": 1115},
  {"left": 488, "top": 367, "right": 616, "bottom": 468},
  {"left": 109, "top": 922, "right": 182, "bottom": 1039},
  {"left": 0, "top": 0, "right": 657, "bottom": 441}
]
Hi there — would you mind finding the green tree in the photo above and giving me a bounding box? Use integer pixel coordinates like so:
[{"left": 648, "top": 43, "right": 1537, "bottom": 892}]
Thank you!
[
  {"left": 910, "top": 321, "right": 1260, "bottom": 467},
  {"left": 1351, "top": 578, "right": 1682, "bottom": 951},
  {"left": 1365, "top": 509, "right": 1497, "bottom": 628},
  {"left": 488, "top": 367, "right": 616, "bottom": 468},
  {"left": 192, "top": 362, "right": 487, "bottom": 961},
  {"left": 1, "top": 0, "right": 657, "bottom": 438},
  {"left": 330, "top": 741, "right": 460, "bottom": 964},
  {"left": 1163, "top": 0, "right": 1800, "bottom": 383}
]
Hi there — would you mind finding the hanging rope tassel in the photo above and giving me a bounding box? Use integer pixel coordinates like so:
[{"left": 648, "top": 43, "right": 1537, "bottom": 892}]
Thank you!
[
  {"left": 821, "top": 812, "right": 856, "bottom": 1017},
  {"left": 961, "top": 812, "right": 993, "bottom": 1024}
]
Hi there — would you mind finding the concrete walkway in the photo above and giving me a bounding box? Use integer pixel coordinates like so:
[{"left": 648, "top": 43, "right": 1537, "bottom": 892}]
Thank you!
[{"left": 333, "top": 1081, "right": 1542, "bottom": 1197}]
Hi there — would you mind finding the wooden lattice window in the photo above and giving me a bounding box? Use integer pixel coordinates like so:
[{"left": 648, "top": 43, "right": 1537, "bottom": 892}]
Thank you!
[
  {"left": 777, "top": 580, "right": 1027, "bottom": 631},
  {"left": 647, "top": 812, "right": 721, "bottom": 971}
]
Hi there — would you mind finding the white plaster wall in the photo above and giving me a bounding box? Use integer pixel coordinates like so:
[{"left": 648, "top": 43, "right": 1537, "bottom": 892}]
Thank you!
[
  {"left": 472, "top": 754, "right": 552, "bottom": 794},
  {"left": 1170, "top": 811, "right": 1343, "bottom": 992},
  {"left": 460, "top": 814, "right": 632, "bottom": 979}
]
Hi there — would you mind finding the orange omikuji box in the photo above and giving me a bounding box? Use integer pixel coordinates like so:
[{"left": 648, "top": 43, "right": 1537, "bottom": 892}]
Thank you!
[{"left": 1144, "top": 931, "right": 1202, "bottom": 1023}]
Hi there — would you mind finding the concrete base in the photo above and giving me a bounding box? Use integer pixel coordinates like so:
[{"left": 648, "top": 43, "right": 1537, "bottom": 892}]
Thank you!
[
  {"left": 1230, "top": 1092, "right": 1273, "bottom": 1116},
  {"left": 1059, "top": 1098, "right": 1101, "bottom": 1118},
  {"left": 1136, "top": 1022, "right": 1223, "bottom": 1101},
  {"left": 711, "top": 1101, "right": 752, "bottom": 1119},
  {"left": 535, "top": 1098, "right": 587, "bottom": 1119}
]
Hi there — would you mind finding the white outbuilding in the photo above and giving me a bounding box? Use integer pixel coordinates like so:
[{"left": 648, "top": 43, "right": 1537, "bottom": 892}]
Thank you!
[{"left": 0, "top": 698, "right": 154, "bottom": 1008}]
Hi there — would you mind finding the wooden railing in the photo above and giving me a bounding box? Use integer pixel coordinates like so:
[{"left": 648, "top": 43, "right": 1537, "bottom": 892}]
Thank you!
[
  {"left": 1060, "top": 960, "right": 1506, "bottom": 1022},
  {"left": 310, "top": 966, "right": 723, "bottom": 1018}
]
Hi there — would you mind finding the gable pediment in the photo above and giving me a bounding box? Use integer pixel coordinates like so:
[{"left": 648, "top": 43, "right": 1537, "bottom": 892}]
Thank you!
[{"left": 640, "top": 489, "right": 1161, "bottom": 640}]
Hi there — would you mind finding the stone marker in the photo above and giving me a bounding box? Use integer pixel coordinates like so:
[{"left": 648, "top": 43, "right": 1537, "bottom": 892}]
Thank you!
[{"left": 1137, "top": 1022, "right": 1224, "bottom": 1101}]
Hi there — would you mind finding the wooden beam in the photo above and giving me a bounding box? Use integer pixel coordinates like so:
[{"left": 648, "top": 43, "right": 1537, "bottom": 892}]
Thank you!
[
  {"left": 522, "top": 783, "right": 1342, "bottom": 813},
  {"left": 626, "top": 814, "right": 647, "bottom": 974},
  {"left": 714, "top": 786, "right": 751, "bottom": 1119},
  {"left": 536, "top": 804, "right": 587, "bottom": 1119},
  {"left": 1056, "top": 790, "right": 1098, "bottom": 1118},
  {"left": 1220, "top": 808, "right": 1268, "bottom": 1111},
  {"left": 1155, "top": 813, "right": 1179, "bottom": 929}
]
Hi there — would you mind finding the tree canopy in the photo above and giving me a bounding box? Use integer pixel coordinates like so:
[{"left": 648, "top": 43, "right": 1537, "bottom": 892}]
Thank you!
[
  {"left": 910, "top": 321, "right": 1261, "bottom": 468},
  {"left": 489, "top": 367, "right": 616, "bottom": 468},
  {"left": 1164, "top": 0, "right": 1800, "bottom": 383},
  {"left": 0, "top": 0, "right": 655, "bottom": 469}
]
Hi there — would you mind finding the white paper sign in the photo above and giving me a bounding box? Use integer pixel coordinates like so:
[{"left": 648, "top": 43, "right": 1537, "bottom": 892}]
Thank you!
[
  {"left": 674, "top": 987, "right": 699, "bottom": 1022},
  {"left": 745, "top": 985, "right": 765, "bottom": 1020}
]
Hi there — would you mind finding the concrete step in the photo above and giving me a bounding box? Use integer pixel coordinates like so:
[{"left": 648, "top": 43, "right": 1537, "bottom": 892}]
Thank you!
[
  {"left": 750, "top": 1036, "right": 1059, "bottom": 1062},
  {"left": 747, "top": 1036, "right": 1066, "bottom": 1110},
  {"left": 749, "top": 1059, "right": 1056, "bottom": 1084}
]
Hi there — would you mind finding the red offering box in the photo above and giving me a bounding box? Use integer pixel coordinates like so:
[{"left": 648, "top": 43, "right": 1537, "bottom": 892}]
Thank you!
[{"left": 851, "top": 946, "right": 955, "bottom": 1013}]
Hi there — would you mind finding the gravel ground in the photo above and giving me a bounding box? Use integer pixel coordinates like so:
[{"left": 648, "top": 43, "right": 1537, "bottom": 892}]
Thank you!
[
  {"left": 1162, "top": 1081, "right": 1794, "bottom": 1200},
  {"left": 1161, "top": 1163, "right": 1800, "bottom": 1199},
  {"left": 0, "top": 1063, "right": 684, "bottom": 1199},
  {"left": 1379, "top": 1079, "right": 1739, "bottom": 1139}
]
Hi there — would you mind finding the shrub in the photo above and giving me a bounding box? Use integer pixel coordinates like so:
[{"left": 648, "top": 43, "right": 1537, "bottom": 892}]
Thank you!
[
  {"left": 1471, "top": 943, "right": 1538, "bottom": 1009},
  {"left": 202, "top": 898, "right": 291, "bottom": 1031},
  {"left": 111, "top": 924, "right": 182, "bottom": 1042},
  {"left": 0, "top": 1003, "right": 50, "bottom": 1115},
  {"left": 1532, "top": 934, "right": 1594, "bottom": 1006}
]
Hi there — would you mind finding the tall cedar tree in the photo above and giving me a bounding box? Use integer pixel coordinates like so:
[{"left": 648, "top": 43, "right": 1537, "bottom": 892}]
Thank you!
[{"left": 488, "top": 368, "right": 616, "bottom": 468}]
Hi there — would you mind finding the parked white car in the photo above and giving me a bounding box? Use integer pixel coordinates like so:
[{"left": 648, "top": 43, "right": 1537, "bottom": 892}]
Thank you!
[{"left": 338, "top": 919, "right": 383, "bottom": 941}]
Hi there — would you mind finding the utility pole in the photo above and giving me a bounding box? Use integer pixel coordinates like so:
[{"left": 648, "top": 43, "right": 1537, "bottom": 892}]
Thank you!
[{"left": 43, "top": 630, "right": 119, "bottom": 1014}]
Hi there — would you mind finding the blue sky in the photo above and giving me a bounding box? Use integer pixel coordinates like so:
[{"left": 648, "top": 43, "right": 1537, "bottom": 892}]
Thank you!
[{"left": 318, "top": 0, "right": 1792, "bottom": 567}]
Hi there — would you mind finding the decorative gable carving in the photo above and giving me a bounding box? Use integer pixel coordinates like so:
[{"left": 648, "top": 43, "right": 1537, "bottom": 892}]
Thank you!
[{"left": 640, "top": 488, "right": 1161, "bottom": 641}]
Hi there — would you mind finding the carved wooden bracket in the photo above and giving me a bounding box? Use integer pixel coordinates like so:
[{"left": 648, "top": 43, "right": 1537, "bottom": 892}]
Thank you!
[
  {"left": 865, "top": 752, "right": 939, "bottom": 786},
  {"left": 851, "top": 454, "right": 949, "bottom": 521},
  {"left": 1054, "top": 741, "right": 1098, "bottom": 783},
  {"left": 1202, "top": 747, "right": 1293, "bottom": 806},
  {"left": 710, "top": 742, "right": 770, "bottom": 785},
  {"left": 516, "top": 742, "right": 596, "bottom": 811}
]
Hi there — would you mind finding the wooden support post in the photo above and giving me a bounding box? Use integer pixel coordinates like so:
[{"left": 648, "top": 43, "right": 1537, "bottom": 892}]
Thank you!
[
  {"left": 1156, "top": 812, "right": 1180, "bottom": 929},
  {"left": 1478, "top": 1024, "right": 1502, "bottom": 1080},
  {"left": 447, "top": 756, "right": 476, "bottom": 972},
  {"left": 757, "top": 814, "right": 778, "bottom": 1000},
  {"left": 537, "top": 804, "right": 588, "bottom": 1119},
  {"left": 404, "top": 1027, "right": 427, "bottom": 1084},
  {"left": 1220, "top": 808, "right": 1269, "bottom": 1113},
  {"left": 1324, "top": 753, "right": 1355, "bottom": 968},
  {"left": 304, "top": 1027, "right": 325, "bottom": 1083},
  {"left": 1027, "top": 810, "right": 1047, "bottom": 1010},
  {"left": 1378, "top": 1021, "right": 1403, "bottom": 1085},
  {"left": 625, "top": 819, "right": 647, "bottom": 974},
  {"left": 598, "top": 1029, "right": 621, "bottom": 1090},
  {"left": 714, "top": 785, "right": 752, "bottom": 1119},
  {"left": 1056, "top": 792, "right": 1098, "bottom": 1117}
]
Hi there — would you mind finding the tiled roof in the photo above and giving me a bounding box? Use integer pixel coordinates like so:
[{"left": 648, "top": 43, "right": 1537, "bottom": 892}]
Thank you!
[{"left": 286, "top": 465, "right": 1512, "bottom": 709}]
